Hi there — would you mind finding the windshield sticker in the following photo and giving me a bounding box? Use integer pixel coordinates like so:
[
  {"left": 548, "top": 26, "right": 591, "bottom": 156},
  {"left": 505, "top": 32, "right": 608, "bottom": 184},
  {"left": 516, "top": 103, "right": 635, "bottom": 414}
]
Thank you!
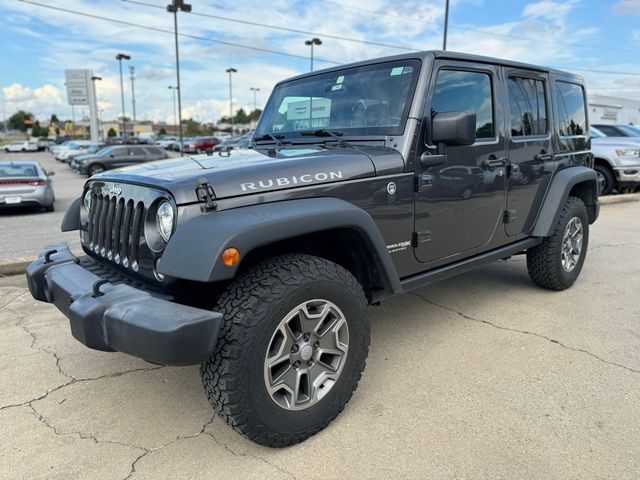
[
  {"left": 336, "top": 75, "right": 344, "bottom": 84},
  {"left": 390, "top": 67, "right": 404, "bottom": 76}
]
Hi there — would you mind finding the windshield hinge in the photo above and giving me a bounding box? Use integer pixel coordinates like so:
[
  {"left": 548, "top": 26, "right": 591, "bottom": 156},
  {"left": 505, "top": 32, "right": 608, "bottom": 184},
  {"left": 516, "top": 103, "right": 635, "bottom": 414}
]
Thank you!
[{"left": 196, "top": 178, "right": 217, "bottom": 212}]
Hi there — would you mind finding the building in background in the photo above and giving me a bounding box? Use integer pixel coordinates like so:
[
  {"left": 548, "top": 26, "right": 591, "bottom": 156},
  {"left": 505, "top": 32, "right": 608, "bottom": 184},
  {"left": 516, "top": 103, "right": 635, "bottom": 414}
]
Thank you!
[{"left": 588, "top": 94, "right": 640, "bottom": 126}]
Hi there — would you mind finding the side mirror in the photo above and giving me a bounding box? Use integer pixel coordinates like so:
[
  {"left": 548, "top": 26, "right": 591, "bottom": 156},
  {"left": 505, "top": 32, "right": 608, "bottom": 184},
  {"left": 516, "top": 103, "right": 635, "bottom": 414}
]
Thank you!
[
  {"left": 431, "top": 111, "right": 476, "bottom": 146},
  {"left": 110, "top": 154, "right": 115, "bottom": 158}
]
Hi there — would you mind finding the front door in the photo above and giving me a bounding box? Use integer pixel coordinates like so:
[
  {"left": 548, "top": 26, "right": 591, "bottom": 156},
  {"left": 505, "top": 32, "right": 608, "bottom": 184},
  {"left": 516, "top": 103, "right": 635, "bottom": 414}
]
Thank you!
[
  {"left": 503, "top": 69, "right": 554, "bottom": 235},
  {"left": 414, "top": 61, "right": 507, "bottom": 264}
]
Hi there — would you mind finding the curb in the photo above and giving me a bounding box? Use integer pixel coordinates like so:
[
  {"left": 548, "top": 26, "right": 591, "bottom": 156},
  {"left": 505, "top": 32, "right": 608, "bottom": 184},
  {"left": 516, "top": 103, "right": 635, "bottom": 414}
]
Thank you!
[
  {"left": 0, "top": 259, "right": 31, "bottom": 277},
  {"left": 600, "top": 193, "right": 640, "bottom": 205}
]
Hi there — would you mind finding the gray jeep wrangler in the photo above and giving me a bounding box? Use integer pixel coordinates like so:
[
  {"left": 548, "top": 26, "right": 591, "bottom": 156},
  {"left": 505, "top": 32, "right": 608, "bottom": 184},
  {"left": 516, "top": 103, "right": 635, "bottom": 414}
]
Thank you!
[{"left": 26, "top": 51, "right": 599, "bottom": 447}]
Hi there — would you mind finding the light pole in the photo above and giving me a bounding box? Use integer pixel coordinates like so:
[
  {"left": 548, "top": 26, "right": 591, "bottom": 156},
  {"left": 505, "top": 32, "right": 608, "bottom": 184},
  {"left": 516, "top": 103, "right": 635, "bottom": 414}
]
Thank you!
[
  {"left": 226, "top": 67, "right": 237, "bottom": 133},
  {"left": 168, "top": 86, "right": 178, "bottom": 135},
  {"left": 116, "top": 53, "right": 131, "bottom": 140},
  {"left": 443, "top": 0, "right": 450, "bottom": 50},
  {"left": 129, "top": 65, "right": 136, "bottom": 135},
  {"left": 167, "top": 0, "right": 191, "bottom": 156},
  {"left": 91, "top": 75, "right": 102, "bottom": 141},
  {"left": 250, "top": 87, "right": 260, "bottom": 112},
  {"left": 304, "top": 38, "right": 322, "bottom": 72}
]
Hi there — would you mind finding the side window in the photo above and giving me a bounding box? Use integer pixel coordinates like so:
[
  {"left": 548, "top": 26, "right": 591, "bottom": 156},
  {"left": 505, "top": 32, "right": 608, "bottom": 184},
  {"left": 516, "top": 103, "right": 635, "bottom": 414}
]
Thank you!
[
  {"left": 508, "top": 77, "right": 547, "bottom": 137},
  {"left": 431, "top": 69, "right": 494, "bottom": 139},
  {"left": 594, "top": 125, "right": 619, "bottom": 137},
  {"left": 554, "top": 82, "right": 587, "bottom": 136},
  {"left": 111, "top": 147, "right": 126, "bottom": 156}
]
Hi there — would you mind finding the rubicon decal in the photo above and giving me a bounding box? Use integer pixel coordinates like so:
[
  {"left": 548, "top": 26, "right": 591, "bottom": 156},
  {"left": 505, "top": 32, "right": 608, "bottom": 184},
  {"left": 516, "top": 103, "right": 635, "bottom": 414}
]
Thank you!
[{"left": 240, "top": 171, "right": 343, "bottom": 192}]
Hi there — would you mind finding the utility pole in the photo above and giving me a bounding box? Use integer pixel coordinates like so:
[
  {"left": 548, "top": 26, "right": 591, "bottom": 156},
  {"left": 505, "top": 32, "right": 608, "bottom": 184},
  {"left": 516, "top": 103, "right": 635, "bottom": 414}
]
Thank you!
[
  {"left": 250, "top": 87, "right": 260, "bottom": 112},
  {"left": 129, "top": 65, "right": 136, "bottom": 135},
  {"left": 168, "top": 86, "right": 178, "bottom": 135},
  {"left": 90, "top": 75, "right": 102, "bottom": 142},
  {"left": 116, "top": 53, "right": 131, "bottom": 140},
  {"left": 443, "top": 0, "right": 450, "bottom": 50},
  {"left": 167, "top": 0, "right": 191, "bottom": 156},
  {"left": 305, "top": 38, "right": 322, "bottom": 72},
  {"left": 226, "top": 67, "right": 237, "bottom": 134}
]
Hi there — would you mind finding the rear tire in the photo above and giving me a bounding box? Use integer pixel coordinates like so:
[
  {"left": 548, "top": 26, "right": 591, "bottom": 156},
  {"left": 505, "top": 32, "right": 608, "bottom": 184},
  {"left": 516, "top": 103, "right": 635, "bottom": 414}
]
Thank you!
[
  {"left": 594, "top": 163, "right": 615, "bottom": 195},
  {"left": 200, "top": 254, "right": 370, "bottom": 447},
  {"left": 526, "top": 196, "right": 589, "bottom": 290}
]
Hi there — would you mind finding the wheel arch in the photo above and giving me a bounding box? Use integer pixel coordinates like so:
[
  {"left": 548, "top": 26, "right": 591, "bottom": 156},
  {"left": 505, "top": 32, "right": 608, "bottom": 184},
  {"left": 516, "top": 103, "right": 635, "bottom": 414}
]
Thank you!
[
  {"left": 156, "top": 198, "right": 402, "bottom": 298},
  {"left": 532, "top": 166, "right": 599, "bottom": 237}
]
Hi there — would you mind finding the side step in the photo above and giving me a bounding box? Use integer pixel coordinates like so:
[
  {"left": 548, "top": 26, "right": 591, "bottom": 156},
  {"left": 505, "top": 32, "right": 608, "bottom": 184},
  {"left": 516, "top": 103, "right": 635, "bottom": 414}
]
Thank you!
[{"left": 400, "top": 238, "right": 542, "bottom": 292}]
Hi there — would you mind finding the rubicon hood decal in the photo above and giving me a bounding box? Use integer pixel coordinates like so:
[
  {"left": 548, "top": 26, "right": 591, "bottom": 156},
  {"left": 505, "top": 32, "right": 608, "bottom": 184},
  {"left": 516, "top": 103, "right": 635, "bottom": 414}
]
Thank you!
[{"left": 240, "top": 171, "right": 344, "bottom": 192}]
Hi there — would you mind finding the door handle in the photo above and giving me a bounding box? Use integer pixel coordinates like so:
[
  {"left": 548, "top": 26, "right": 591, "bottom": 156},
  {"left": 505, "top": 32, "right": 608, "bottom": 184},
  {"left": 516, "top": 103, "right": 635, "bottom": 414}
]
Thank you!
[{"left": 483, "top": 156, "right": 508, "bottom": 169}]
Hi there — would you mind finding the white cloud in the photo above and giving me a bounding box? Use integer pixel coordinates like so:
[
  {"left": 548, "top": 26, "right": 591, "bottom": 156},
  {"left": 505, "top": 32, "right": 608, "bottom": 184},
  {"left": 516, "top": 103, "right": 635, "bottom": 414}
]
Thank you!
[{"left": 3, "top": 83, "right": 64, "bottom": 118}]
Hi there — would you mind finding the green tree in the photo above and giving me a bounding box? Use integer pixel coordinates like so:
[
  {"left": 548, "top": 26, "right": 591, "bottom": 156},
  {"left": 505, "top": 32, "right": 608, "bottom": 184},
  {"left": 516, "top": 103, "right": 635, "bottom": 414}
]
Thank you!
[
  {"left": 158, "top": 127, "right": 167, "bottom": 136},
  {"left": 49, "top": 114, "right": 60, "bottom": 126},
  {"left": 184, "top": 118, "right": 200, "bottom": 136},
  {"left": 31, "top": 120, "right": 46, "bottom": 138},
  {"left": 235, "top": 108, "right": 249, "bottom": 125},
  {"left": 9, "top": 110, "right": 34, "bottom": 132},
  {"left": 107, "top": 127, "right": 117, "bottom": 137},
  {"left": 249, "top": 109, "right": 262, "bottom": 122}
]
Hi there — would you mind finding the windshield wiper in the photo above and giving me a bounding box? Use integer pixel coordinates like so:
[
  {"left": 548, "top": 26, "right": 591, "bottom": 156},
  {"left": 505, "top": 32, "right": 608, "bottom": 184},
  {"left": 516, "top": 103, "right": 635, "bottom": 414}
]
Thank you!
[
  {"left": 300, "top": 129, "right": 349, "bottom": 146},
  {"left": 253, "top": 133, "right": 285, "bottom": 145}
]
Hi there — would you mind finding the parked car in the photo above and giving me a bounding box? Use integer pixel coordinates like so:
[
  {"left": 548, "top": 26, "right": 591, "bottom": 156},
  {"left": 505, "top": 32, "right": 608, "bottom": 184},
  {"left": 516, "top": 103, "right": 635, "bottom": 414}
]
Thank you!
[
  {"left": 36, "top": 139, "right": 56, "bottom": 151},
  {"left": 590, "top": 128, "right": 640, "bottom": 194},
  {"left": 154, "top": 137, "right": 178, "bottom": 149},
  {"left": 55, "top": 141, "right": 96, "bottom": 161},
  {"left": 71, "top": 144, "right": 168, "bottom": 176},
  {"left": 213, "top": 136, "right": 252, "bottom": 152},
  {"left": 53, "top": 140, "right": 93, "bottom": 160},
  {"left": 0, "top": 161, "right": 55, "bottom": 211},
  {"left": 592, "top": 124, "right": 640, "bottom": 138},
  {"left": 64, "top": 143, "right": 106, "bottom": 164},
  {"left": 4, "top": 141, "right": 39, "bottom": 152},
  {"left": 28, "top": 51, "right": 600, "bottom": 447}
]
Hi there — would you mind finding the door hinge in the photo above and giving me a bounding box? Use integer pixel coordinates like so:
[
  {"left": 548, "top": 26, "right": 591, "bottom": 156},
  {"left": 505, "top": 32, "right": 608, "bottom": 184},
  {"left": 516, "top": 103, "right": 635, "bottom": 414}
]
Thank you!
[
  {"left": 412, "top": 231, "right": 432, "bottom": 247},
  {"left": 503, "top": 209, "right": 517, "bottom": 223}
]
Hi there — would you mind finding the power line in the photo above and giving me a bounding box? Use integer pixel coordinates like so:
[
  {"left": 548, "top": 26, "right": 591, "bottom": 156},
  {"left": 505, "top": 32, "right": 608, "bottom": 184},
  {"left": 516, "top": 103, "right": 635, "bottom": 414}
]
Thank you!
[
  {"left": 122, "top": 0, "right": 420, "bottom": 52},
  {"left": 18, "top": 0, "right": 340, "bottom": 65}
]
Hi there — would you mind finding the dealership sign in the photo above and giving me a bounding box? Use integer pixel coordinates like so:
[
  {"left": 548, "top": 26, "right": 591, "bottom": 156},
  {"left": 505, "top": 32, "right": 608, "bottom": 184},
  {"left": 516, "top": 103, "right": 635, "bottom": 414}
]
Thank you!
[{"left": 65, "top": 69, "right": 92, "bottom": 106}]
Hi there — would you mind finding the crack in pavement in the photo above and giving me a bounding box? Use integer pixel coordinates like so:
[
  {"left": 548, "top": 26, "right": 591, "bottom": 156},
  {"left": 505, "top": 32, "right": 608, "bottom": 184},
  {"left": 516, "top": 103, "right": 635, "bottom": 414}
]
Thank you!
[
  {"left": 203, "top": 431, "right": 298, "bottom": 480},
  {"left": 409, "top": 292, "right": 640, "bottom": 375},
  {"left": 0, "top": 290, "right": 30, "bottom": 310}
]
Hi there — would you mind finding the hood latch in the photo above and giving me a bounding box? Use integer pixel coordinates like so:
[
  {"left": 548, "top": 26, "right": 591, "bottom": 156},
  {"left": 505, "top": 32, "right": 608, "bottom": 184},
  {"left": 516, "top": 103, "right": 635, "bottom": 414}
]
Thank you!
[{"left": 196, "top": 178, "right": 217, "bottom": 212}]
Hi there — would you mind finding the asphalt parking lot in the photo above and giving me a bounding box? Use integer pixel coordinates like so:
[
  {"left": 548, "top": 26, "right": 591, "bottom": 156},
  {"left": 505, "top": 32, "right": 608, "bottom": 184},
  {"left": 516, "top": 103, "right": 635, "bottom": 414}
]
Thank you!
[{"left": 1, "top": 200, "right": 639, "bottom": 479}]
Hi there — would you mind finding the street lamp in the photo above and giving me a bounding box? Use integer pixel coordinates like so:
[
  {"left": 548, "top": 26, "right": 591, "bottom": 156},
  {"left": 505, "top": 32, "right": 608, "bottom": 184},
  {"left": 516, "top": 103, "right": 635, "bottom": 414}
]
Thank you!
[
  {"left": 168, "top": 86, "right": 178, "bottom": 135},
  {"left": 116, "top": 53, "right": 131, "bottom": 140},
  {"left": 129, "top": 65, "right": 136, "bottom": 132},
  {"left": 304, "top": 38, "right": 322, "bottom": 72},
  {"left": 167, "top": 0, "right": 191, "bottom": 156},
  {"left": 249, "top": 87, "right": 260, "bottom": 112},
  {"left": 226, "top": 67, "right": 237, "bottom": 133}
]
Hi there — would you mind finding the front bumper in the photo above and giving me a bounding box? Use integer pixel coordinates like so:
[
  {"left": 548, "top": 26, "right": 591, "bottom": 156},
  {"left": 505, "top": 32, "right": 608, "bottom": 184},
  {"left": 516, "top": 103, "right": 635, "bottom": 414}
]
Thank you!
[
  {"left": 614, "top": 166, "right": 640, "bottom": 184},
  {"left": 26, "top": 242, "right": 223, "bottom": 365}
]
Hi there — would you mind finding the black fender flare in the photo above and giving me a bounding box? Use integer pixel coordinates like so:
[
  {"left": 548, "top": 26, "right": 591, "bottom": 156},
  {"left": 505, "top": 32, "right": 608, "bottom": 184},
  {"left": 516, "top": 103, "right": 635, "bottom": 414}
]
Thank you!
[
  {"left": 532, "top": 166, "right": 599, "bottom": 237},
  {"left": 61, "top": 197, "right": 82, "bottom": 232},
  {"left": 156, "top": 197, "right": 402, "bottom": 293}
]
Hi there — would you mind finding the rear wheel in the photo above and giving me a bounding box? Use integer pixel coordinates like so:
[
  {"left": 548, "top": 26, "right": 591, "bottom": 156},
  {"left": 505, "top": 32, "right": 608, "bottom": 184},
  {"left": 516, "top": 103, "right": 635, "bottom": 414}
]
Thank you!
[
  {"left": 200, "top": 254, "right": 370, "bottom": 447},
  {"left": 594, "top": 163, "right": 615, "bottom": 195},
  {"left": 526, "top": 196, "right": 589, "bottom": 290}
]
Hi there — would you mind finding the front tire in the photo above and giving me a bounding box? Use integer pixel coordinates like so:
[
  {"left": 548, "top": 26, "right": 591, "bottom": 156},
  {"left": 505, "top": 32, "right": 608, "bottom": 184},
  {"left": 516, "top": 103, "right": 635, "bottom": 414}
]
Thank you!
[
  {"left": 526, "top": 196, "right": 589, "bottom": 290},
  {"left": 594, "top": 163, "right": 615, "bottom": 195},
  {"left": 200, "top": 254, "right": 370, "bottom": 447},
  {"left": 87, "top": 163, "right": 105, "bottom": 176}
]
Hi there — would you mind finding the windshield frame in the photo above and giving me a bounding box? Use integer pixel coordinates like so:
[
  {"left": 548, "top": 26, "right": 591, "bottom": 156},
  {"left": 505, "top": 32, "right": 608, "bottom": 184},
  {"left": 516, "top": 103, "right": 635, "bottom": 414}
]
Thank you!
[{"left": 255, "top": 58, "right": 422, "bottom": 141}]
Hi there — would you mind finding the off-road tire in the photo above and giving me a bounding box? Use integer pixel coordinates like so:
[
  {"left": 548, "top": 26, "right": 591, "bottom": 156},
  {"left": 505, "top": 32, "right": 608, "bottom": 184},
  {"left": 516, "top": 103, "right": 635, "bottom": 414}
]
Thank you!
[
  {"left": 200, "top": 254, "right": 370, "bottom": 447},
  {"left": 594, "top": 163, "right": 615, "bottom": 195},
  {"left": 526, "top": 196, "right": 589, "bottom": 290}
]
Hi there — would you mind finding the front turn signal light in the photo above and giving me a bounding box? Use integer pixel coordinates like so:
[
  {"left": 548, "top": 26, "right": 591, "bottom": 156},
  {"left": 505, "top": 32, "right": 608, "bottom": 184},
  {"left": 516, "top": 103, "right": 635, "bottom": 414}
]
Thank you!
[{"left": 222, "top": 248, "right": 240, "bottom": 267}]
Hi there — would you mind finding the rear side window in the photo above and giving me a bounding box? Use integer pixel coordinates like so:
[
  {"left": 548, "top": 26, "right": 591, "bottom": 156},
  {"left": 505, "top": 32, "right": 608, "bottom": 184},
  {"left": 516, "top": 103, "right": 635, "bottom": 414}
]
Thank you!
[
  {"left": 508, "top": 77, "right": 547, "bottom": 137},
  {"left": 431, "top": 69, "right": 494, "bottom": 139},
  {"left": 554, "top": 82, "right": 587, "bottom": 136},
  {"left": 144, "top": 147, "right": 162, "bottom": 156}
]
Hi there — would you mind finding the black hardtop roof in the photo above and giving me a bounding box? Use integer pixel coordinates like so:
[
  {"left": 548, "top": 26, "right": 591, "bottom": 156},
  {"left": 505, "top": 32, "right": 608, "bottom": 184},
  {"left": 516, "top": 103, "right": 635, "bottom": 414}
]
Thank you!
[{"left": 279, "top": 50, "right": 583, "bottom": 85}]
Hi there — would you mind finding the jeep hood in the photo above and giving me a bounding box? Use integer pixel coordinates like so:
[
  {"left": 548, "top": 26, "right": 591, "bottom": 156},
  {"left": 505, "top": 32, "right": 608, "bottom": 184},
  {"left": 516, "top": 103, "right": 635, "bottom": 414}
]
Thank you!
[{"left": 93, "top": 146, "right": 389, "bottom": 204}]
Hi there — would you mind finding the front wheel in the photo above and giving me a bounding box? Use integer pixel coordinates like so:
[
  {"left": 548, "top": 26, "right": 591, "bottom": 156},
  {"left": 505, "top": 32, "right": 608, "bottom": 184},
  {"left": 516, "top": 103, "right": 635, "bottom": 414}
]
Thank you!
[
  {"left": 87, "top": 163, "right": 105, "bottom": 176},
  {"left": 200, "top": 254, "right": 370, "bottom": 447},
  {"left": 526, "top": 196, "right": 589, "bottom": 290}
]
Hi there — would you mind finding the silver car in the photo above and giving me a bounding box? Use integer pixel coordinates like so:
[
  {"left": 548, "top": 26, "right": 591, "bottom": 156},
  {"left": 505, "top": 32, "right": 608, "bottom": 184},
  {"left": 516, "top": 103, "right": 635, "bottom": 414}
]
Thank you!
[{"left": 0, "top": 161, "right": 55, "bottom": 211}]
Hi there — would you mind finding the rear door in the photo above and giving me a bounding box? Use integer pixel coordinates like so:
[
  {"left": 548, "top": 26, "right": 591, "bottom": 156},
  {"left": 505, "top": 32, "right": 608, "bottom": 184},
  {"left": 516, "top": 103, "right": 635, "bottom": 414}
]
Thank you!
[
  {"left": 414, "top": 60, "right": 508, "bottom": 264},
  {"left": 503, "top": 69, "right": 554, "bottom": 235}
]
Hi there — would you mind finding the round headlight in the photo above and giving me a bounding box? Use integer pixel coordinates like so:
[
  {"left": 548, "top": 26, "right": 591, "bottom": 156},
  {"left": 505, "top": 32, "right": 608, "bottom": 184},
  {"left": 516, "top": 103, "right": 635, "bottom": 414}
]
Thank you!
[
  {"left": 83, "top": 190, "right": 92, "bottom": 211},
  {"left": 156, "top": 201, "right": 174, "bottom": 242}
]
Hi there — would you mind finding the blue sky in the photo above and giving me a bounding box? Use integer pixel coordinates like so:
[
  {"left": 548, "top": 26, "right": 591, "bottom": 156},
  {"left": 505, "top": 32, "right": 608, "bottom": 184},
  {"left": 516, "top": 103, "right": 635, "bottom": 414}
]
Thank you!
[{"left": 1, "top": 0, "right": 639, "bottom": 123}]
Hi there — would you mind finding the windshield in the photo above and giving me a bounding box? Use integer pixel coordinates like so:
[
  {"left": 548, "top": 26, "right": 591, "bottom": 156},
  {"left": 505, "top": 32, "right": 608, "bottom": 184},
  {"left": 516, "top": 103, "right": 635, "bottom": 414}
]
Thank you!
[
  {"left": 255, "top": 59, "right": 421, "bottom": 139},
  {"left": 618, "top": 125, "right": 640, "bottom": 137}
]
